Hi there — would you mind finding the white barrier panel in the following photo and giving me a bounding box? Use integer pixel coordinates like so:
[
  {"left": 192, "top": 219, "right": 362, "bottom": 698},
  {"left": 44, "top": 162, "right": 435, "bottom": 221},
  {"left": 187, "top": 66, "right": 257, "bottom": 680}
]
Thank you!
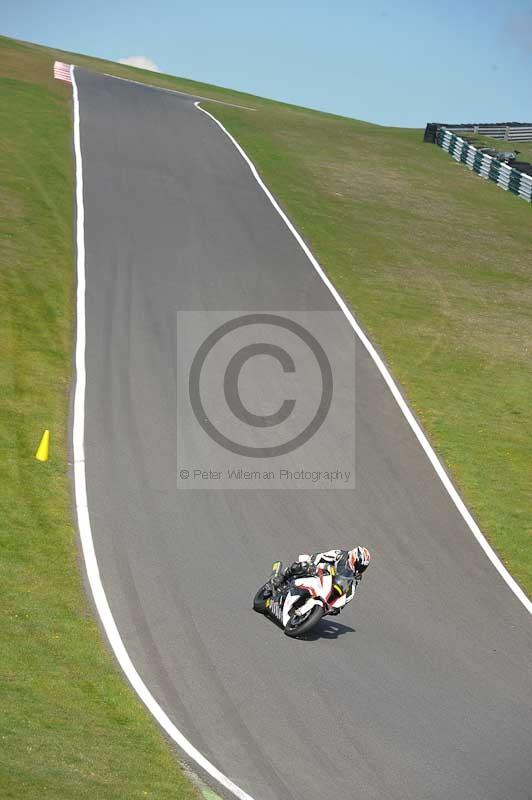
[{"left": 435, "top": 129, "right": 531, "bottom": 202}]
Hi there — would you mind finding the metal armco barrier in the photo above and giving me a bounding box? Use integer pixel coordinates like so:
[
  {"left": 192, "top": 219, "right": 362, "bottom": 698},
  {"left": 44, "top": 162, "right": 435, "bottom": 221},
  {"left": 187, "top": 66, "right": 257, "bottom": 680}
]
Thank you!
[
  {"left": 425, "top": 122, "right": 532, "bottom": 143},
  {"left": 436, "top": 128, "right": 532, "bottom": 203}
]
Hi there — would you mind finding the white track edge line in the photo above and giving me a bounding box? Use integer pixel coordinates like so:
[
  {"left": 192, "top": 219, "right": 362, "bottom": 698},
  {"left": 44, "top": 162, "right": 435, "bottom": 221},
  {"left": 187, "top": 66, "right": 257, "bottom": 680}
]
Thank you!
[
  {"left": 70, "top": 65, "right": 256, "bottom": 800},
  {"left": 100, "top": 70, "right": 256, "bottom": 111},
  {"left": 194, "top": 101, "right": 532, "bottom": 616}
]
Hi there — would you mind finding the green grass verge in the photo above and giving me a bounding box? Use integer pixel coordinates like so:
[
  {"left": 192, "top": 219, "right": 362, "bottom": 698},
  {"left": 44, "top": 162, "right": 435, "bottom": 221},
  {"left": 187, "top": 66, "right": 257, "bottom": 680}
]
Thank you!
[
  {"left": 0, "top": 39, "right": 199, "bottom": 800},
  {"left": 1, "top": 28, "right": 530, "bottom": 798}
]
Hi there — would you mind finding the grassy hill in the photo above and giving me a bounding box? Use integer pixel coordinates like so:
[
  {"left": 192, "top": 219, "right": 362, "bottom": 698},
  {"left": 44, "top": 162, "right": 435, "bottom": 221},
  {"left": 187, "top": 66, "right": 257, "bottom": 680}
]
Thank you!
[{"left": 1, "top": 31, "right": 530, "bottom": 799}]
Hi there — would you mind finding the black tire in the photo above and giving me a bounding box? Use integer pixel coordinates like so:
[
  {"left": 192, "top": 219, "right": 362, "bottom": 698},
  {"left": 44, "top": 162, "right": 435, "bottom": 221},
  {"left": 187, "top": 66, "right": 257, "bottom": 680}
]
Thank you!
[
  {"left": 284, "top": 605, "right": 324, "bottom": 638},
  {"left": 253, "top": 584, "right": 271, "bottom": 614}
]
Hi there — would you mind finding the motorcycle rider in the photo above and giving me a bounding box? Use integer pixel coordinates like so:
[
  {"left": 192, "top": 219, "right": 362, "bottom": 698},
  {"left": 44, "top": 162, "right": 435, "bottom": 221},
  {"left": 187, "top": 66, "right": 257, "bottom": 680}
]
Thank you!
[{"left": 270, "top": 546, "right": 371, "bottom": 612}]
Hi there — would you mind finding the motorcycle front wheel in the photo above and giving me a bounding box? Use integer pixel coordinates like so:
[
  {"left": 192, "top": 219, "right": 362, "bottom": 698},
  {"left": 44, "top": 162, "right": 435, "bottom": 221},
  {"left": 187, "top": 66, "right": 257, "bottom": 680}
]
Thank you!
[
  {"left": 253, "top": 584, "right": 271, "bottom": 614},
  {"left": 284, "top": 605, "right": 324, "bottom": 638}
]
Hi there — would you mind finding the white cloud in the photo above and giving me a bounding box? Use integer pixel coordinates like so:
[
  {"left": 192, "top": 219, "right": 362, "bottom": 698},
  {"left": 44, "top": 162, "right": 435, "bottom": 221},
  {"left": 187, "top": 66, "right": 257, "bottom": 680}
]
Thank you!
[{"left": 118, "top": 56, "right": 161, "bottom": 72}]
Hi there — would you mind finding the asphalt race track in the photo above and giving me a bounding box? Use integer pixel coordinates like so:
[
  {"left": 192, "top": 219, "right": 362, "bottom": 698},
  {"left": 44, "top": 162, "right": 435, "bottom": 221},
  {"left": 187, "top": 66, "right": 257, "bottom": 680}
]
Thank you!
[{"left": 74, "top": 69, "right": 532, "bottom": 800}]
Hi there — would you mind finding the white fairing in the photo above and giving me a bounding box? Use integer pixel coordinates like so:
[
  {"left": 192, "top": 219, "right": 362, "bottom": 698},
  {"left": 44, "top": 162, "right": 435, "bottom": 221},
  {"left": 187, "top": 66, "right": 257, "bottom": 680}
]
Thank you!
[
  {"left": 280, "top": 570, "right": 359, "bottom": 626},
  {"left": 282, "top": 592, "right": 305, "bottom": 625},
  {"left": 332, "top": 593, "right": 348, "bottom": 609},
  {"left": 281, "top": 574, "right": 333, "bottom": 626}
]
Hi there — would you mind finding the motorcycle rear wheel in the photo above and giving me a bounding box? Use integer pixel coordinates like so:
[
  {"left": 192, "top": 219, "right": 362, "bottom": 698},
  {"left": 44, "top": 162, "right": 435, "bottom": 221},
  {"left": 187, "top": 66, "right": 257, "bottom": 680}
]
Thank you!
[{"left": 284, "top": 605, "right": 324, "bottom": 638}]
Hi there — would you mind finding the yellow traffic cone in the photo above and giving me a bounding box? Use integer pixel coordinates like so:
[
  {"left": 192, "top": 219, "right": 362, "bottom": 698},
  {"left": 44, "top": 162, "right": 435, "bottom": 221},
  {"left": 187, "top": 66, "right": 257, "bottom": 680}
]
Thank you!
[{"left": 35, "top": 430, "right": 50, "bottom": 462}]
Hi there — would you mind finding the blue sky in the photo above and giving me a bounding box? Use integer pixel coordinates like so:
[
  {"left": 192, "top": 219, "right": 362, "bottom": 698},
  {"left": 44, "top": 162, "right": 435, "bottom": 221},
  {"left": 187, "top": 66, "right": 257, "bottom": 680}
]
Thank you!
[{"left": 3, "top": 0, "right": 532, "bottom": 126}]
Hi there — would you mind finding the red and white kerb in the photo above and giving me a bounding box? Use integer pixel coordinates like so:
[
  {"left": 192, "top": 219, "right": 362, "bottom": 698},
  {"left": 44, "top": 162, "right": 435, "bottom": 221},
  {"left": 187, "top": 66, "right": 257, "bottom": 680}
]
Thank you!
[{"left": 53, "top": 61, "right": 72, "bottom": 83}]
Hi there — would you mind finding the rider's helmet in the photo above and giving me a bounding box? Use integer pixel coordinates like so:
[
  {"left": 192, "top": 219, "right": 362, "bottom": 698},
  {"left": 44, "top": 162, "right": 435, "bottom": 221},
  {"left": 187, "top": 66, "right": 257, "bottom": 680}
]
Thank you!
[{"left": 348, "top": 546, "right": 371, "bottom": 574}]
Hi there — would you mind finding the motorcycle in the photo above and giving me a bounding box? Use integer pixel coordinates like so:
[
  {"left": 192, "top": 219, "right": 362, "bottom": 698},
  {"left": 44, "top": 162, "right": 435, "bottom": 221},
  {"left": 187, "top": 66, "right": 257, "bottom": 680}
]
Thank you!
[{"left": 253, "top": 559, "right": 359, "bottom": 638}]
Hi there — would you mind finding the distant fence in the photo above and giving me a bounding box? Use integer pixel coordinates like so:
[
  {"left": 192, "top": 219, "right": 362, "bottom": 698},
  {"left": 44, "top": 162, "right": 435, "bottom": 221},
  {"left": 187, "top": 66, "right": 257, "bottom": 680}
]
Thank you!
[
  {"left": 435, "top": 128, "right": 532, "bottom": 203},
  {"left": 424, "top": 122, "right": 532, "bottom": 143}
]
